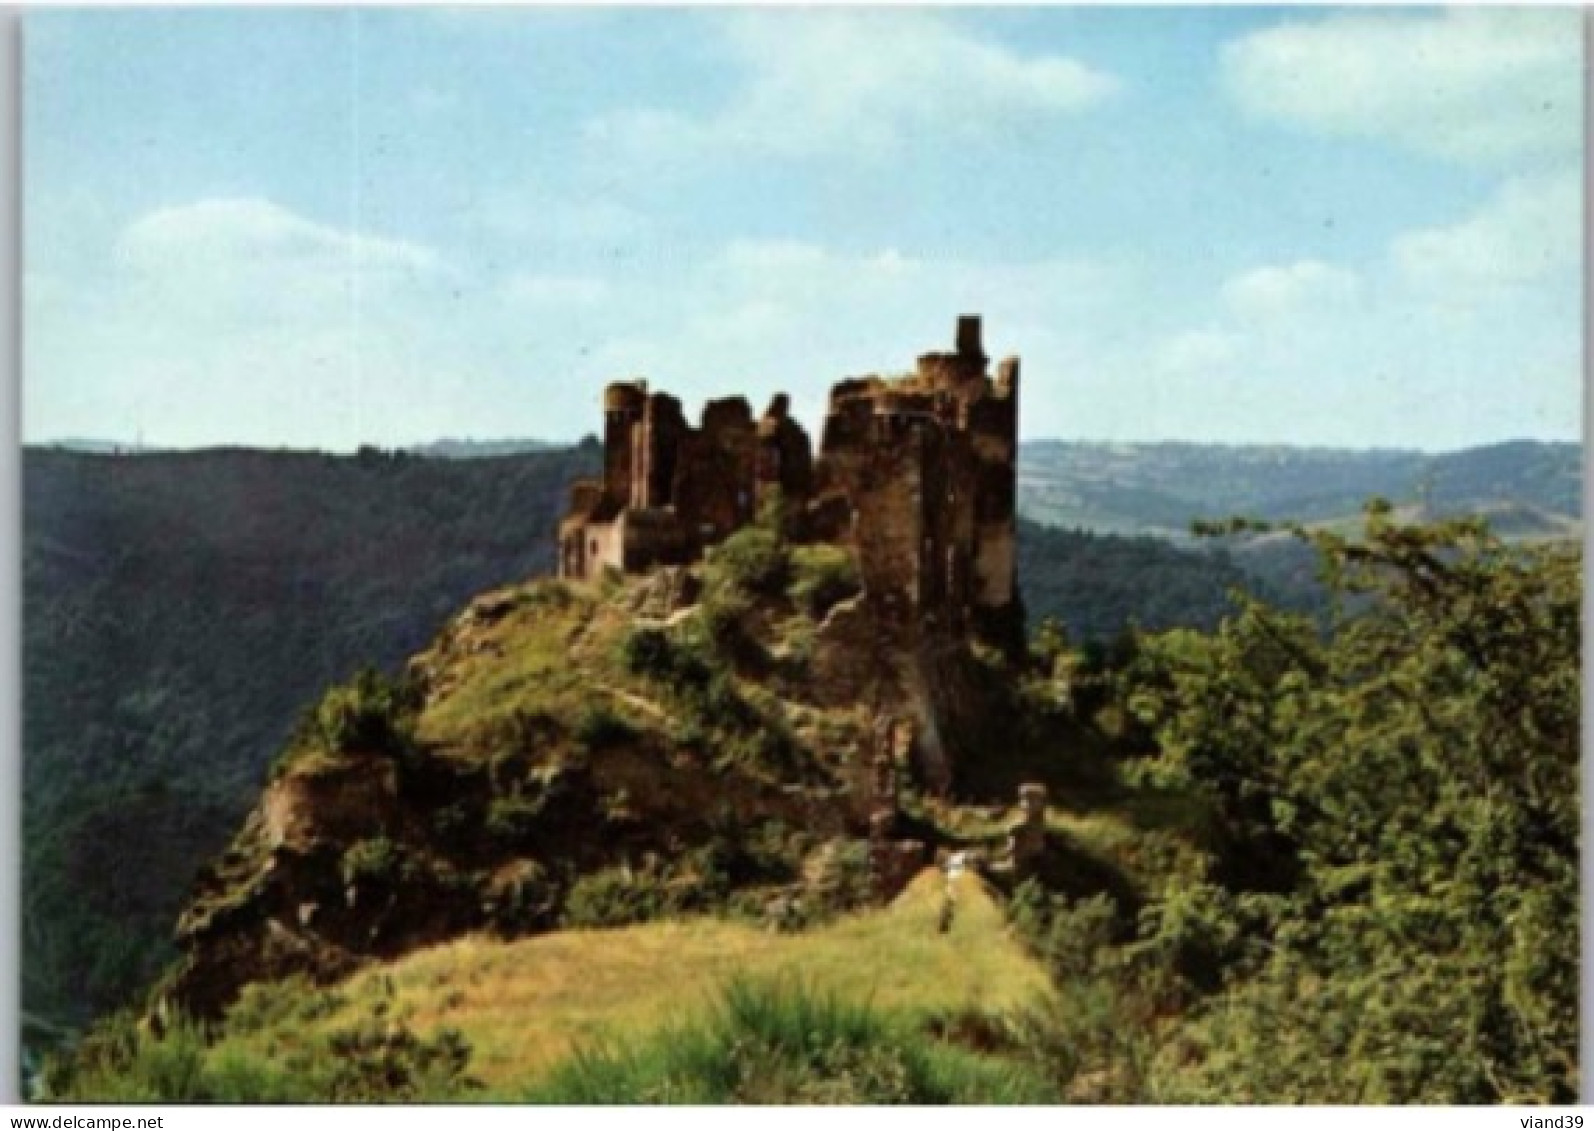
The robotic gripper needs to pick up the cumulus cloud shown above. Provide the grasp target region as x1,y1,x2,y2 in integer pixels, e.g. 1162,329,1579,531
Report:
1222,260,1363,324
28,198,473,448
586,10,1118,162
1223,9,1580,166
116,197,441,277
1392,170,1581,300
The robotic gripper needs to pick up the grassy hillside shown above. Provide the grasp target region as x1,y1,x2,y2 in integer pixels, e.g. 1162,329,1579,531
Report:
22,443,1305,1033
218,870,1046,1093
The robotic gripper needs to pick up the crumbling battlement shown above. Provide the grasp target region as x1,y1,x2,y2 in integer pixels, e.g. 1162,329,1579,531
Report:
558,316,1021,651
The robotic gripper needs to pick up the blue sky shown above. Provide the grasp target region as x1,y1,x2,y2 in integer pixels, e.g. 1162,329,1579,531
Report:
23,7,1584,451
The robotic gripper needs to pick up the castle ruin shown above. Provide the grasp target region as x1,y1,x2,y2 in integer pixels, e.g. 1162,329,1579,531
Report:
558,316,1021,651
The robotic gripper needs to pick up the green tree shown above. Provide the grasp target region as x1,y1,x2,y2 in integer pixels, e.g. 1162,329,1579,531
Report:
1125,506,1579,1102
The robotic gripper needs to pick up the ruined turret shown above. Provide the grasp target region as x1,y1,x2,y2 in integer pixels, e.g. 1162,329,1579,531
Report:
557,317,1024,653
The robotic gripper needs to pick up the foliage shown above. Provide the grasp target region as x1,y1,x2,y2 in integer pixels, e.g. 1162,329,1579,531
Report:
1115,506,1580,1102
39,997,480,1102
1016,518,1320,646
620,625,676,680
560,865,672,930
559,823,805,930
708,526,788,598
24,444,601,1027
620,624,713,690
787,544,862,620
523,978,1057,1104
340,838,418,890
573,703,637,751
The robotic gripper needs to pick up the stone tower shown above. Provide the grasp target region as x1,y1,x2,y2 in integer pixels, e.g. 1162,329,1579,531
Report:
557,316,1022,652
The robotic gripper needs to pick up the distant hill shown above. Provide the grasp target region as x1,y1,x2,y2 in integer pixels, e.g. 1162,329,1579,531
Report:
23,444,601,1028
405,438,579,459
35,439,167,455
1017,439,1582,541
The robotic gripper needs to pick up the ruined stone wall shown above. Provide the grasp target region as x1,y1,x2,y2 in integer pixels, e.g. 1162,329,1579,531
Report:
844,414,930,617
602,382,647,508
756,394,815,524
558,318,1020,645
586,515,626,577
635,393,687,510
621,508,692,571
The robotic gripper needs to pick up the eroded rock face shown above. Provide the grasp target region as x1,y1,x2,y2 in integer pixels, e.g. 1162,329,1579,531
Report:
262,758,401,851
162,752,478,1021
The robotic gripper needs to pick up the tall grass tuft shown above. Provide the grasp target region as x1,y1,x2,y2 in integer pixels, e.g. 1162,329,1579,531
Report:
523,978,1056,1104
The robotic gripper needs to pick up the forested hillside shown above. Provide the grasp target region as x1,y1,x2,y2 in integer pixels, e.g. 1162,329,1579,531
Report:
24,444,599,1026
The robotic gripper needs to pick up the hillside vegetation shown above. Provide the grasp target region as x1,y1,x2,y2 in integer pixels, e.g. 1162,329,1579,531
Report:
39,500,1579,1103
49,871,1050,1102
24,444,600,1026
24,442,1330,1032
24,438,1578,1080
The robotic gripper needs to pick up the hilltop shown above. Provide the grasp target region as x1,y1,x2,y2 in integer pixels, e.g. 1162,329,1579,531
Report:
151,508,1120,1021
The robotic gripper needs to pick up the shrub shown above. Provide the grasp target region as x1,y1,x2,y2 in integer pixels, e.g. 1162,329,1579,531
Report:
574,704,636,750
709,527,788,597
561,866,667,929
621,626,676,680
42,989,480,1102
787,544,862,620
621,626,714,691
225,976,347,1037
485,796,545,847
698,589,755,664
340,837,418,889
278,668,421,775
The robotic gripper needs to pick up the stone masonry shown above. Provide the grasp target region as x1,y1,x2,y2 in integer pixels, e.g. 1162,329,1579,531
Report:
557,316,1022,652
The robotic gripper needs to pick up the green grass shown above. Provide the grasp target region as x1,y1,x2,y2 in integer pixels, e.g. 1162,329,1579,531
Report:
87,870,1051,1101
523,977,1057,1104
415,581,609,750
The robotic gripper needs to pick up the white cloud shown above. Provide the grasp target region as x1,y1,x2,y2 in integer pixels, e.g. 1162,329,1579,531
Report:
1392,169,1581,300
28,198,474,448
586,10,1118,162
1154,329,1243,376
1223,9,1580,166
116,197,441,278
1222,260,1362,324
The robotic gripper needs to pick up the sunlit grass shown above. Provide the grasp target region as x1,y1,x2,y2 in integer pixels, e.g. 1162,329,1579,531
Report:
219,869,1050,1092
